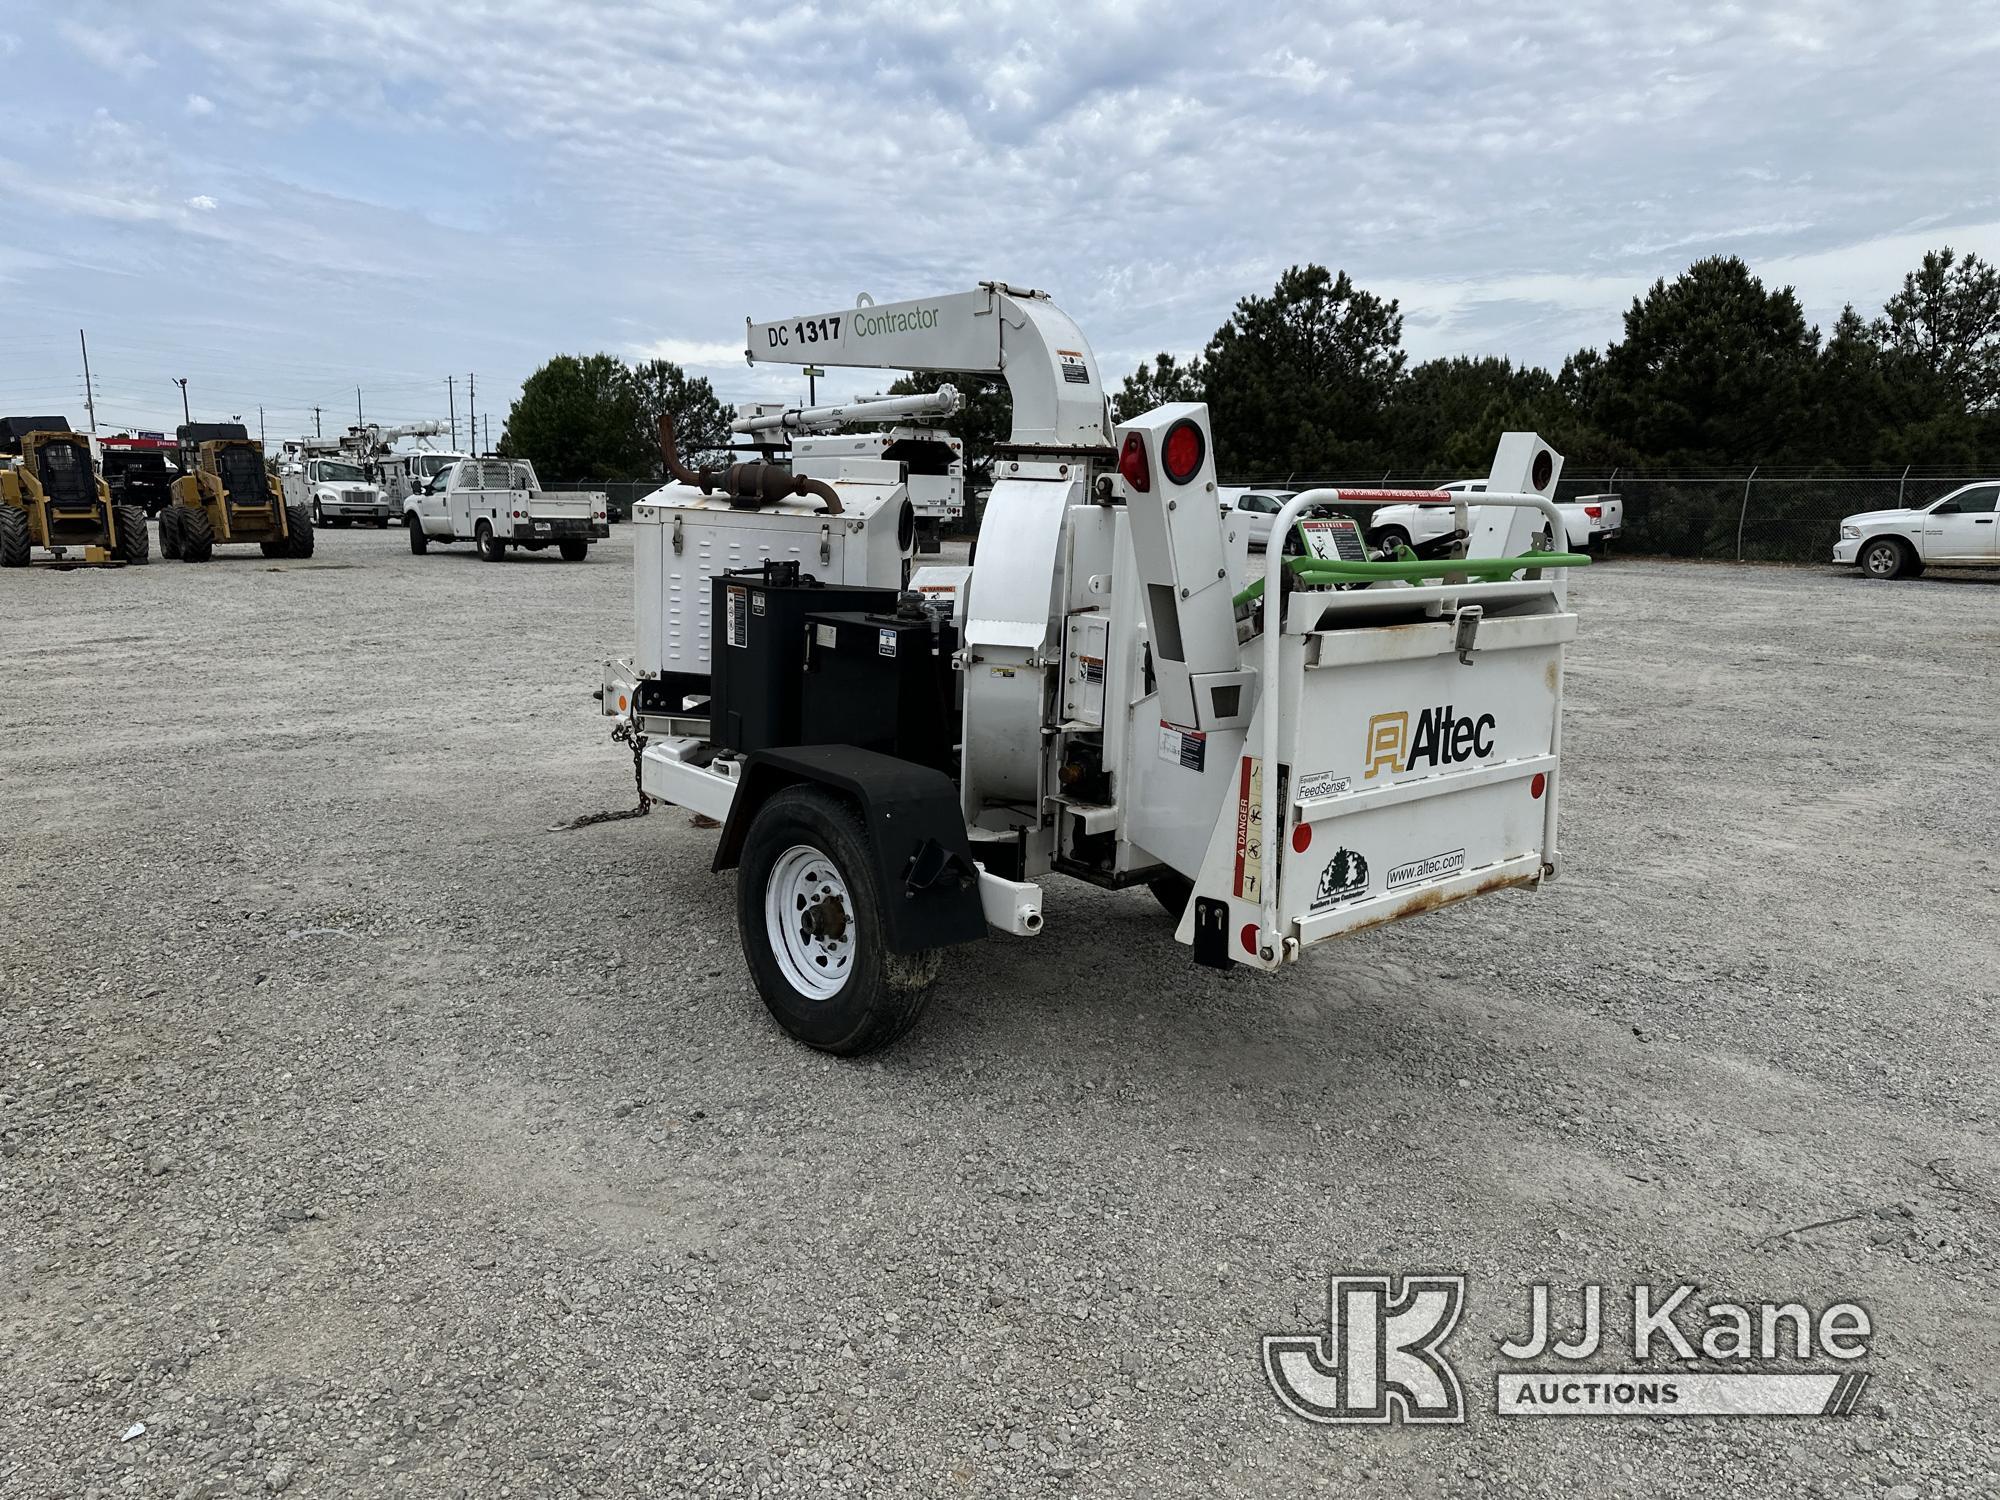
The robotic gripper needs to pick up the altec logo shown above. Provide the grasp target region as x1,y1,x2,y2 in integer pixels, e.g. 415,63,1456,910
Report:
1364,706,1498,779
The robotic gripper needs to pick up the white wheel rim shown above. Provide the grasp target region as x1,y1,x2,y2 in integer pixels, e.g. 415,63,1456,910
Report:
765,844,855,1001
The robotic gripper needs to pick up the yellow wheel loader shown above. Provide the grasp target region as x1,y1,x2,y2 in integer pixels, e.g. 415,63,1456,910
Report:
0,416,149,567
161,423,312,562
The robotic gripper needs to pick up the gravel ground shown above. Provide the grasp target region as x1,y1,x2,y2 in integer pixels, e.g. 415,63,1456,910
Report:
4,525,1996,1498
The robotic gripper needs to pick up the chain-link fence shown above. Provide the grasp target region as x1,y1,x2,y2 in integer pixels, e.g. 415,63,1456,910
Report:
1223,467,1991,562
553,468,1991,561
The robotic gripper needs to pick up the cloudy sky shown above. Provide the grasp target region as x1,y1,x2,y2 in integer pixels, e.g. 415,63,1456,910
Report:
2,0,1994,440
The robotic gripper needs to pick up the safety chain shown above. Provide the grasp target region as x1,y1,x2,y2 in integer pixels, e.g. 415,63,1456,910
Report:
554,719,651,831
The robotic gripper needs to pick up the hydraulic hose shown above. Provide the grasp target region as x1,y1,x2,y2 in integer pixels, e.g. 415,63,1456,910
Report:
1231,550,1591,607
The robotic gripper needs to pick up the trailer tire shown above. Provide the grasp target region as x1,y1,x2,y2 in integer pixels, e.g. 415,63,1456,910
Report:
736,785,941,1056
178,506,214,562
0,506,30,567
1147,872,1195,920
157,506,182,560
1859,536,1913,579
406,515,429,554
476,520,505,562
114,505,149,564
558,538,589,562
283,503,314,558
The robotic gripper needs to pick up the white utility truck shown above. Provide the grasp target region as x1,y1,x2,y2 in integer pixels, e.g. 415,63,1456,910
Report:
1368,480,1623,554
280,454,393,528
404,457,609,560
732,387,967,552
1833,480,1999,578
598,282,1587,1054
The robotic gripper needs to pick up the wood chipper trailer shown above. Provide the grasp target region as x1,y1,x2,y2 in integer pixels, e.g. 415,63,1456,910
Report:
598,282,1587,1054
0,416,150,568
161,423,313,562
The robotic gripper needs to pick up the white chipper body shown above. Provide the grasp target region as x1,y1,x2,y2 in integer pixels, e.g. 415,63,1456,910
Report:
600,282,1583,1051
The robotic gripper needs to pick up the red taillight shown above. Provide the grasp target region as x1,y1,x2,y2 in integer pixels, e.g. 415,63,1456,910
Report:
1240,921,1259,954
1162,419,1205,484
1584,505,1601,519
1531,772,1547,799
1291,822,1312,854
1118,432,1150,492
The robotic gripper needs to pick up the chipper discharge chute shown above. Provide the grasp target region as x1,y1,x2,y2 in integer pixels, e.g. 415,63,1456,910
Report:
0,416,149,568
162,423,312,562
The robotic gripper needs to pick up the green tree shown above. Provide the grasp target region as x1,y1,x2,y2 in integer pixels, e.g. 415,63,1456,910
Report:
1198,264,1406,476
1114,353,1204,422
1810,306,1898,465
1585,256,1820,465
499,354,645,481
630,358,731,475
1873,246,2000,413
1387,356,1577,472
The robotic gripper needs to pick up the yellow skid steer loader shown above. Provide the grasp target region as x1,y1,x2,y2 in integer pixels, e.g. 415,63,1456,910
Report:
162,423,312,562
0,416,149,567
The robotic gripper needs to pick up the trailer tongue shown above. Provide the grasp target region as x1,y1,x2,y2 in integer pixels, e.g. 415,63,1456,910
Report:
599,282,1584,1052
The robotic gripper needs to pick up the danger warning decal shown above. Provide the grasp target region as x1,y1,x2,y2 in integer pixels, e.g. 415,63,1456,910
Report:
1231,757,1288,901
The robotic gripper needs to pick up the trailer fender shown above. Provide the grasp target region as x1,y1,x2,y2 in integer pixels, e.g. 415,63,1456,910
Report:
714,745,987,953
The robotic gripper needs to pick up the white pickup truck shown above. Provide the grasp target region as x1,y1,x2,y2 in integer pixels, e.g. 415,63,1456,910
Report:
1368,480,1623,553
1833,480,1999,579
403,457,609,561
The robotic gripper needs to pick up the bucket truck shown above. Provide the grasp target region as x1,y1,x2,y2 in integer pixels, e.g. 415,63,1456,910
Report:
597,282,1588,1055
281,421,461,525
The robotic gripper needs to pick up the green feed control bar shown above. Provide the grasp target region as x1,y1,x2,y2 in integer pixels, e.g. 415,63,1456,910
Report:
1232,550,1590,608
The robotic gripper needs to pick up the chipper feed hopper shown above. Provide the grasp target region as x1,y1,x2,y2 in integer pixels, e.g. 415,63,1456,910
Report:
162,423,312,561
599,282,1588,1054
0,416,149,567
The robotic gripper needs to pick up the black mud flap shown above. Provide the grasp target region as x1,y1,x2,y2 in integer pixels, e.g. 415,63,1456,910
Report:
714,745,987,954
1192,896,1231,969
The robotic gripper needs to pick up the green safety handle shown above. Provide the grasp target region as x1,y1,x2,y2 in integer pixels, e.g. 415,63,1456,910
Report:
1233,550,1590,607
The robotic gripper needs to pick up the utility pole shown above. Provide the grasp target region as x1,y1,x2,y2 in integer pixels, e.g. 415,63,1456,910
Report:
447,375,458,450
258,406,265,446
467,373,476,456
78,330,99,434
356,387,364,426
173,377,190,424
312,406,322,437
483,414,491,455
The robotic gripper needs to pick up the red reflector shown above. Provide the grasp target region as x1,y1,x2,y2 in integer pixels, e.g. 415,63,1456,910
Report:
1240,922,1259,954
1117,432,1150,492
1531,772,1547,799
1162,419,1205,484
1291,822,1312,854
1584,505,1601,519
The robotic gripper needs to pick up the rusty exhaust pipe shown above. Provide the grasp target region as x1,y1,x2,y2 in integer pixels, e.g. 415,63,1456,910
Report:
658,413,841,515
